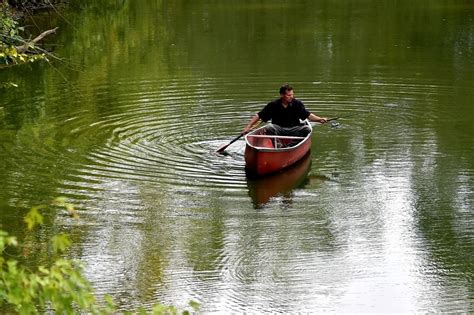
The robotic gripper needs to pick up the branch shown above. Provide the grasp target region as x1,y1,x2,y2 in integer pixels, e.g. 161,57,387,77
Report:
15,27,59,53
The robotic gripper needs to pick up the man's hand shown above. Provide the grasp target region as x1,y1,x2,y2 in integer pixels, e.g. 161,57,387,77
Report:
243,114,260,134
308,113,328,123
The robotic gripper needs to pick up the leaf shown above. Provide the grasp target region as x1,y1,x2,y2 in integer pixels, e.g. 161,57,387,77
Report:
38,266,50,275
6,236,18,247
24,207,44,230
51,234,71,254
52,197,68,206
189,300,200,311
103,294,116,310
52,197,80,219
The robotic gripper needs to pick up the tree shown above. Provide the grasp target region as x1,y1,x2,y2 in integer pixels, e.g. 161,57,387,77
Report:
0,2,54,67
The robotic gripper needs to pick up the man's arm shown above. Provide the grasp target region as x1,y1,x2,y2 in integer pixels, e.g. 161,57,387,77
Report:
243,114,261,133
307,113,327,123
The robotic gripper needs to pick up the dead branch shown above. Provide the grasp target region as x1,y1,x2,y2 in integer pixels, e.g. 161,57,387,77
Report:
15,27,59,53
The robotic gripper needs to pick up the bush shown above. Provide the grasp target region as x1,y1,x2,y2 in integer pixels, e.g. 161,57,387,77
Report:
0,2,46,65
0,198,199,314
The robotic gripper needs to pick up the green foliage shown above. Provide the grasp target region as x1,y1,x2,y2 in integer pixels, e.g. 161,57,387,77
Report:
0,45,46,65
24,206,45,230
0,3,22,41
0,2,46,65
0,198,200,314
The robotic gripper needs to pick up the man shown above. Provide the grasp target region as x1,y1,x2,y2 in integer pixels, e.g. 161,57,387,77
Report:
243,84,328,137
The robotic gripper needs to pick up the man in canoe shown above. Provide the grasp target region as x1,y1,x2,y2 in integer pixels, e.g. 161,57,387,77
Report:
242,84,328,137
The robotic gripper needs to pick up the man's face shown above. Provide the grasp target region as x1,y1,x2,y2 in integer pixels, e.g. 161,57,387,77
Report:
282,90,294,104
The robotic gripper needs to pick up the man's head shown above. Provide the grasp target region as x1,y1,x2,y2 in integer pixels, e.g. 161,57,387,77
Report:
279,84,294,104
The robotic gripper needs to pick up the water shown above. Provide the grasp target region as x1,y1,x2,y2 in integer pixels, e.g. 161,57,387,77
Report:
1,0,473,312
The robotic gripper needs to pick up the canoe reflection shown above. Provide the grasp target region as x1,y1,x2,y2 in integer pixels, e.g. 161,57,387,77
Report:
246,152,311,208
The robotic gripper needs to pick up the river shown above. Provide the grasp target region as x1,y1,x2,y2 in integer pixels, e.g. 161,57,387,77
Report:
0,0,473,312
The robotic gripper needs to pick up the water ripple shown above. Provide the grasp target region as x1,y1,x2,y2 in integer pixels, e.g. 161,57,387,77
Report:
2,76,463,204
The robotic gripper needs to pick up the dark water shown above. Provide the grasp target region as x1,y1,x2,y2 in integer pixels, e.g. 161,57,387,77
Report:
1,0,473,312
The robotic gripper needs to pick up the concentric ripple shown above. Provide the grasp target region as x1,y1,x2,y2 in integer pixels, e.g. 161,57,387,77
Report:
2,72,463,206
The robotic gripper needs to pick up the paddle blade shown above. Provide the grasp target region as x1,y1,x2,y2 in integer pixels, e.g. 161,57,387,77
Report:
216,133,244,153
216,144,230,153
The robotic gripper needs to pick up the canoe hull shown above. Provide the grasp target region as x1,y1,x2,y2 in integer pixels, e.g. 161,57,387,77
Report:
244,122,312,176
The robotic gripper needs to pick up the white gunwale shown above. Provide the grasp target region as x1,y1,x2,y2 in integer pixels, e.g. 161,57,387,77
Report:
246,135,306,140
245,120,312,152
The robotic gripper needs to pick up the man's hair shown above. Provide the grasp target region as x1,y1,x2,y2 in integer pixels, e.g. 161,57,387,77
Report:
279,84,293,95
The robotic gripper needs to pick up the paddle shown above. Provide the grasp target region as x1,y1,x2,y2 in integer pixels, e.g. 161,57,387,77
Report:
216,132,246,153
216,122,262,153
321,117,340,128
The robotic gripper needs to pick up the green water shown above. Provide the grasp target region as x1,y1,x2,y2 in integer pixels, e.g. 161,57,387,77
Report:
1,0,473,312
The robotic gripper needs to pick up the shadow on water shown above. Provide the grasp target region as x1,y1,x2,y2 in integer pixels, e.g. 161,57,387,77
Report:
246,153,312,209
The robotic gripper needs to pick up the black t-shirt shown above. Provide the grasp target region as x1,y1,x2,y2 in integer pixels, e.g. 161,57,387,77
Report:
258,98,310,127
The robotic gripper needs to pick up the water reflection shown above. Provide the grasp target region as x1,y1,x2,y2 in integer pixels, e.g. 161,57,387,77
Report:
246,153,311,208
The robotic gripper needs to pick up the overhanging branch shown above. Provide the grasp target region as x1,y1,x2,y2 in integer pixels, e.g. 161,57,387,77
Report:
15,27,59,53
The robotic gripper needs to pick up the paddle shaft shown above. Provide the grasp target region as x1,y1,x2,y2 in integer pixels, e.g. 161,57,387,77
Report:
216,132,245,153
217,121,263,153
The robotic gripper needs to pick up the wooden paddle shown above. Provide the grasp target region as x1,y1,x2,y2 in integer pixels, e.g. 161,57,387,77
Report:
216,122,262,153
326,117,340,127
216,132,246,153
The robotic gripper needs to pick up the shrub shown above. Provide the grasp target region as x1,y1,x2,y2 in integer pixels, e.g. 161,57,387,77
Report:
0,198,199,314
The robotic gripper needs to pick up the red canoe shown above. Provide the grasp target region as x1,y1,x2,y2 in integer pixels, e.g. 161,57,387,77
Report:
244,121,313,176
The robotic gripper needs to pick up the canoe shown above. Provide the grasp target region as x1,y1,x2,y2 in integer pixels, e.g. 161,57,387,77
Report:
244,120,313,176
